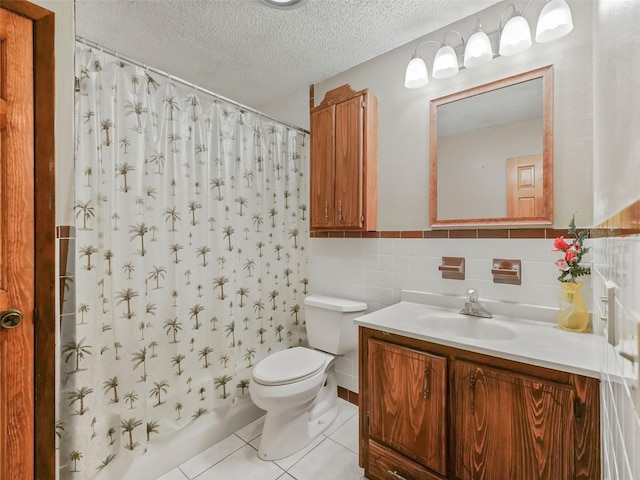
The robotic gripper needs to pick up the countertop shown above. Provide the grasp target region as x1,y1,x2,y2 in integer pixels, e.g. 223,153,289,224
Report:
355,299,603,379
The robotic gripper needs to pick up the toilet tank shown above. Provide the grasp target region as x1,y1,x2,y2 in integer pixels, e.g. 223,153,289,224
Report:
303,295,367,355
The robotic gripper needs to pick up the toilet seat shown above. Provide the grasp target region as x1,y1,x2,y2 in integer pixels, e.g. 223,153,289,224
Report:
253,347,327,386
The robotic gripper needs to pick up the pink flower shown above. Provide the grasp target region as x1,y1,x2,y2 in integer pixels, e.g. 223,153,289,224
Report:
555,258,569,270
553,236,570,251
565,249,576,262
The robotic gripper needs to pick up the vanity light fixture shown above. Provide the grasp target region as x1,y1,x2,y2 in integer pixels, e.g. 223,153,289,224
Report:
404,40,440,88
404,30,464,88
404,0,574,89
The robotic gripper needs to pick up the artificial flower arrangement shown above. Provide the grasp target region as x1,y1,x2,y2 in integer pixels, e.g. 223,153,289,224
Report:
553,215,591,283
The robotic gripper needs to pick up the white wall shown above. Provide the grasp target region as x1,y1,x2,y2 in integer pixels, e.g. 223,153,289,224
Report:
592,1,640,478
310,236,579,392
283,0,595,392
593,0,640,224
32,0,76,226
309,0,592,230
438,117,543,219
260,86,311,132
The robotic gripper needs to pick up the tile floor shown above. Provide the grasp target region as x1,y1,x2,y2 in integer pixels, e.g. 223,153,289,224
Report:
157,398,368,480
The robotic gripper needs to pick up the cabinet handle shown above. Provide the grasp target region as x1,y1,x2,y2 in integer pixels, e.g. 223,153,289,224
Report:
573,397,585,421
423,364,431,399
324,202,329,222
338,200,344,224
387,470,408,480
470,373,477,415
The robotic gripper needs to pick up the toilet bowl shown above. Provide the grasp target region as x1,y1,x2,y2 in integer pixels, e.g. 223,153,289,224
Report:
249,295,367,461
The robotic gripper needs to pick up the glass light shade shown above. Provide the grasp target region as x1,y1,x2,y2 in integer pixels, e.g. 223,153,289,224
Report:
404,55,429,89
432,44,459,79
536,0,573,43
464,30,493,68
499,15,532,56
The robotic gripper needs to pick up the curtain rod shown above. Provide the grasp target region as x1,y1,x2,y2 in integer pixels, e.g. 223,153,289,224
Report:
75,36,310,135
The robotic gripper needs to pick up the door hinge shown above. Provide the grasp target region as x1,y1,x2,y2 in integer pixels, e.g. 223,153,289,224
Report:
361,100,365,109
367,412,370,426
33,307,38,326
361,215,365,223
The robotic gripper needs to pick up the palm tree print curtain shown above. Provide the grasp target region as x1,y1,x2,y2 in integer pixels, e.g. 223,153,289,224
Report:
60,45,309,478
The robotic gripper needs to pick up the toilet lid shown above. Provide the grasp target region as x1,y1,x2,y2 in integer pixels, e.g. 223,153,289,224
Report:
253,347,327,386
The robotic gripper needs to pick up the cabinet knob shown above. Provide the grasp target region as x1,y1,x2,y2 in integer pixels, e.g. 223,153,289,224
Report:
0,309,23,329
324,202,329,222
338,201,344,224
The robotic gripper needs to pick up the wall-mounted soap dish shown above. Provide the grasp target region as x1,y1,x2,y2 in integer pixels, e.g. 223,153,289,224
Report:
492,259,521,285
438,257,465,280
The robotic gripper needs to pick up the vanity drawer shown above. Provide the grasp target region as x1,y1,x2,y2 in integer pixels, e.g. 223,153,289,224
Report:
368,441,445,480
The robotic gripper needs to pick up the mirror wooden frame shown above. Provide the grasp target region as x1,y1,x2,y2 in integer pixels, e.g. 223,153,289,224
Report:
429,65,554,227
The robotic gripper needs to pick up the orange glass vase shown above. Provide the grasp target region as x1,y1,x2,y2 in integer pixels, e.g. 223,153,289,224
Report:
556,281,590,333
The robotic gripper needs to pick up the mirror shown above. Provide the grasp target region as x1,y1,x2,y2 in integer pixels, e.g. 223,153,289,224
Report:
429,66,553,227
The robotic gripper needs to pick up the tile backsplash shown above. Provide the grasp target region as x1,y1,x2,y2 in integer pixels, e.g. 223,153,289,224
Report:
591,234,640,479
308,236,591,393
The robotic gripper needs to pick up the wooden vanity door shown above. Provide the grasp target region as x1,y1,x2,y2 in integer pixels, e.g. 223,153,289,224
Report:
452,361,575,480
368,339,447,476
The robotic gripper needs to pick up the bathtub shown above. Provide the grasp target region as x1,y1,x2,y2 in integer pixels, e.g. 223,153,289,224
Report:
93,397,264,480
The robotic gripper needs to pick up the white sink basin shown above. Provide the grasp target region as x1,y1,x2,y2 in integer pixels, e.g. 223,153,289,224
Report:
418,312,517,341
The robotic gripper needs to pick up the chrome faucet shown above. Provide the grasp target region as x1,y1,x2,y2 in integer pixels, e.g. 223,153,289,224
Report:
460,288,492,318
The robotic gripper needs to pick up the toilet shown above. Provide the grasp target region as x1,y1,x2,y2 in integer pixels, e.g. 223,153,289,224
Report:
249,295,367,461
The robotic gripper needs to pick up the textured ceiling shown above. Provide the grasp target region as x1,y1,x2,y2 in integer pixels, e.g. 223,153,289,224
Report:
75,0,502,110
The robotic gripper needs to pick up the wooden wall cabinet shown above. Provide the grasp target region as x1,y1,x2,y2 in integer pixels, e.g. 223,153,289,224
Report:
310,84,377,231
360,328,600,480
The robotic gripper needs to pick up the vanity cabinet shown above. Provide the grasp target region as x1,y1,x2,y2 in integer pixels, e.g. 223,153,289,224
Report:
368,340,447,477
310,84,377,231
451,361,575,480
359,328,600,480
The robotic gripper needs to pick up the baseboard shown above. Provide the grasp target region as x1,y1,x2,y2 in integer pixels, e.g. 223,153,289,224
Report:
337,386,359,407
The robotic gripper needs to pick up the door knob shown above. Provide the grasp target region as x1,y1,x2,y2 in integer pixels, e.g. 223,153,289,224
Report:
0,309,23,329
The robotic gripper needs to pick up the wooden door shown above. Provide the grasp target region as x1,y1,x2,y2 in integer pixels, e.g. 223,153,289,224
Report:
335,95,363,229
310,104,336,229
368,340,447,476
452,361,574,480
507,154,543,217
0,7,35,480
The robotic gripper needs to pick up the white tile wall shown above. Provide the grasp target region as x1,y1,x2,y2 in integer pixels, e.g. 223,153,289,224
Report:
309,236,591,393
592,235,640,480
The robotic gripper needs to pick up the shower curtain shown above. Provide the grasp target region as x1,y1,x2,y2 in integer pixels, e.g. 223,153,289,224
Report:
59,44,309,479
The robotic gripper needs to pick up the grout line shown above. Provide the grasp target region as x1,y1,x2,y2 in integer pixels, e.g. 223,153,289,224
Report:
279,436,328,474
188,438,250,480
187,406,360,479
